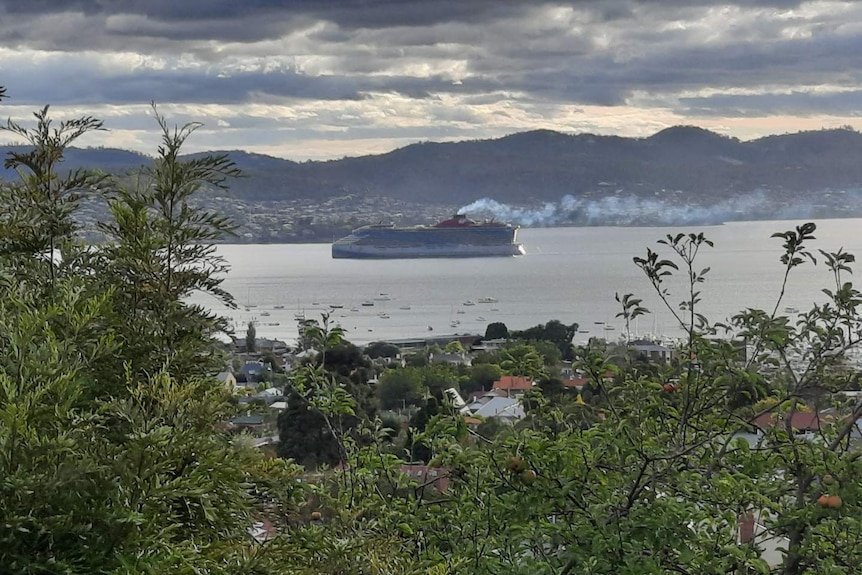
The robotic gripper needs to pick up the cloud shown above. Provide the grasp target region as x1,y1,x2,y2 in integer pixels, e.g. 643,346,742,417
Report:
3,1,862,160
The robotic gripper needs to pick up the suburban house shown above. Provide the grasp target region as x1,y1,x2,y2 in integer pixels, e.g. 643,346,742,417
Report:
216,370,238,389
629,340,676,363
491,375,533,397
471,396,525,422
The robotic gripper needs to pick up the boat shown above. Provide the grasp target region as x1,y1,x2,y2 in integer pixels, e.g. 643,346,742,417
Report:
463,300,476,306
477,297,498,303
274,305,285,310
330,304,344,309
331,214,525,259
260,311,271,317
361,301,375,307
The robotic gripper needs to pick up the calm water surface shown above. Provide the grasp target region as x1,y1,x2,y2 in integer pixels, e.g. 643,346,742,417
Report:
191,219,862,345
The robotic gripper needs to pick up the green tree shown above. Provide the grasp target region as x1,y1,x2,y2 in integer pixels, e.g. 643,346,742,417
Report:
377,367,426,410
465,362,503,393
96,107,240,384
499,342,546,380
245,320,257,353
0,102,303,573
364,341,401,359
484,321,509,339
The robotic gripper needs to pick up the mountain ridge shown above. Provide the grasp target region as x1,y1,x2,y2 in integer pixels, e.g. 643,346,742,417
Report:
3,126,862,242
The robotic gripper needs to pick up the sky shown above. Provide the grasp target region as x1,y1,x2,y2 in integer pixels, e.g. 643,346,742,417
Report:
1,0,862,160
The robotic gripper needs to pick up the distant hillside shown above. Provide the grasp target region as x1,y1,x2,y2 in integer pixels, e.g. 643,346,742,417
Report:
4,126,862,204
3,126,862,241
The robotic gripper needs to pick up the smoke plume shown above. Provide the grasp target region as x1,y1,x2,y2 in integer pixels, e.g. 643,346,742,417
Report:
458,190,860,227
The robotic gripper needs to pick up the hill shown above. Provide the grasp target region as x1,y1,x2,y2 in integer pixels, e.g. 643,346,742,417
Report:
3,126,862,242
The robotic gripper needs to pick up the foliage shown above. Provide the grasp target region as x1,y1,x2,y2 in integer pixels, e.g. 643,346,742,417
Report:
484,321,509,339
377,367,426,410
246,320,257,353
365,341,401,359
0,102,306,573
510,319,578,359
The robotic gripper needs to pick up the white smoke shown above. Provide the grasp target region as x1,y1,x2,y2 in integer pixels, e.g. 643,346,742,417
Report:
459,190,846,227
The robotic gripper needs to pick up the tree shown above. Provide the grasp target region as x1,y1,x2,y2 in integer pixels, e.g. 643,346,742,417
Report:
1,106,108,288
364,341,400,359
376,367,426,410
0,102,304,573
465,362,503,393
95,106,240,384
246,320,257,353
499,342,546,379
485,321,509,339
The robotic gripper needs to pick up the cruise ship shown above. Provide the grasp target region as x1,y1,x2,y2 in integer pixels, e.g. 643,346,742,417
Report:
331,214,525,259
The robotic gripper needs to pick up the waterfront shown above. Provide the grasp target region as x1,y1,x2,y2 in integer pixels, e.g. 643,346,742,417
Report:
190,219,862,346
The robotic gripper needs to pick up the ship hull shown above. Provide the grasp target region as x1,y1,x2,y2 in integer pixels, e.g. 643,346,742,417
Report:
332,242,525,259
331,217,525,260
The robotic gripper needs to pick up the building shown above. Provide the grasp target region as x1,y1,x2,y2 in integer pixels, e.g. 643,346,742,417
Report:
491,375,533,397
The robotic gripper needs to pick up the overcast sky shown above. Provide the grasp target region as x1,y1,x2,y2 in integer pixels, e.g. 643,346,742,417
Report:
2,0,861,160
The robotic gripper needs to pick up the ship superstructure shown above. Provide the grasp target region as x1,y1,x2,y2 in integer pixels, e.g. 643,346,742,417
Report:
331,214,525,259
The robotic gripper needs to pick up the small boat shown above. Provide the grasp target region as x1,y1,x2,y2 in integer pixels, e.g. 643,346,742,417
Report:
594,321,605,325
378,312,390,319
350,306,359,312
361,301,375,307
456,310,466,315
260,311,271,317
330,304,344,309
293,312,306,320
784,307,799,314
450,320,460,327
463,300,476,306
374,294,391,301
274,305,285,310
399,305,412,310
604,325,615,331
477,316,486,322
477,297,498,304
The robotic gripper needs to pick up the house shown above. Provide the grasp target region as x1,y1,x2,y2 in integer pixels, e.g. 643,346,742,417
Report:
430,351,471,366
471,338,509,352
491,375,533,397
751,411,832,435
230,413,266,432
241,361,269,383
472,396,525,422
629,340,675,363
216,370,238,389
399,464,450,491
562,376,589,390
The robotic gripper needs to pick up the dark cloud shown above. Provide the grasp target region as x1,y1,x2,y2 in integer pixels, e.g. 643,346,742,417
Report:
679,90,862,117
1,0,859,160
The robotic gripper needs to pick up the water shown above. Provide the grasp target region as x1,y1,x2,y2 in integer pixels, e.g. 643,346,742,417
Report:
190,219,862,346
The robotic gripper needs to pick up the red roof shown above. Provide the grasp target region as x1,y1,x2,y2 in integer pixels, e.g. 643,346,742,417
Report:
752,411,832,432
492,375,533,391
563,377,589,389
